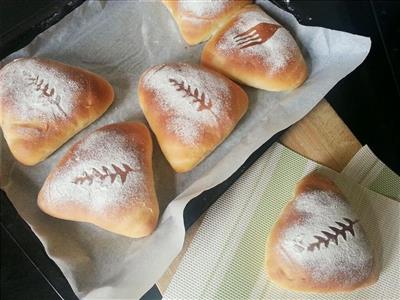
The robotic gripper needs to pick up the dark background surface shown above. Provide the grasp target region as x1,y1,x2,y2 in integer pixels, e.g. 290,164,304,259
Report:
1,1,399,299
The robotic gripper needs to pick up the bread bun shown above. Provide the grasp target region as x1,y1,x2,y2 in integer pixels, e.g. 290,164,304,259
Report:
138,63,248,172
201,5,307,91
162,0,251,45
38,122,159,238
265,173,378,292
0,57,114,165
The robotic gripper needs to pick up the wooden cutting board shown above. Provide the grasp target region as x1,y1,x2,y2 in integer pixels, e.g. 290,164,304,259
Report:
157,99,362,293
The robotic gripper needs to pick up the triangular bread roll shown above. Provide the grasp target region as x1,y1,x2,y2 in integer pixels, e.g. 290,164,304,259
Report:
38,122,159,238
138,63,248,173
266,173,378,292
201,5,308,91
162,0,251,45
0,57,114,165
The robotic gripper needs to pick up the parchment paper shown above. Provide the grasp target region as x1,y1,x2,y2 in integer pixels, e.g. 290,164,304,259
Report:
0,1,371,298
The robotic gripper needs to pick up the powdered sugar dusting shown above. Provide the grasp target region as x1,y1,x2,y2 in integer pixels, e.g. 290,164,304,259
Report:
167,116,201,145
142,63,232,145
217,9,297,73
0,58,83,134
47,128,148,213
279,191,373,285
179,0,231,19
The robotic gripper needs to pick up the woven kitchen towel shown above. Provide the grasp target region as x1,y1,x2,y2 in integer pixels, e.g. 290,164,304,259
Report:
341,145,400,201
164,143,399,300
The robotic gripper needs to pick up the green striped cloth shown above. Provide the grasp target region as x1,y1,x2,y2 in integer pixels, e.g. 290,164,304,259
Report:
164,143,400,300
342,145,400,201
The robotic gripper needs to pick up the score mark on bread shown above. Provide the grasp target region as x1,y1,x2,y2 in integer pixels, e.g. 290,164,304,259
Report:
138,63,248,172
72,163,137,186
38,122,159,238
234,23,281,49
0,57,114,166
265,173,378,293
23,71,68,118
168,78,214,113
201,5,308,91
307,217,359,252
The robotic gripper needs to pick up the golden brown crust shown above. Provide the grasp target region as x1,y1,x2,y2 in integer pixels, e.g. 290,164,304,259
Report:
38,122,159,238
162,0,252,45
138,63,248,172
201,5,308,91
0,57,114,166
265,173,379,293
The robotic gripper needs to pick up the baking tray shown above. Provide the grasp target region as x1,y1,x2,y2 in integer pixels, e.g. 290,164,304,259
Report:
0,1,296,298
